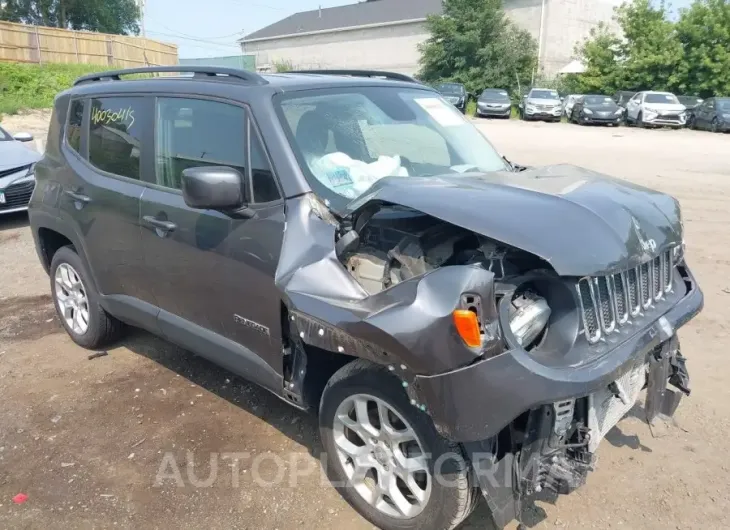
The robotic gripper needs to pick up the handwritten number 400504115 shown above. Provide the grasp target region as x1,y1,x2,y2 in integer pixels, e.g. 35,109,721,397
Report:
91,107,135,128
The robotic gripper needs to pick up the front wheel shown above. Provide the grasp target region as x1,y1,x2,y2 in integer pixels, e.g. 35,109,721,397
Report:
637,111,646,128
711,117,719,133
319,360,477,530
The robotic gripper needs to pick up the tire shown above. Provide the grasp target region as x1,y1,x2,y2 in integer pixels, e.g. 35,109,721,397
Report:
637,111,645,128
50,246,124,349
711,117,719,133
319,360,477,530
687,116,696,130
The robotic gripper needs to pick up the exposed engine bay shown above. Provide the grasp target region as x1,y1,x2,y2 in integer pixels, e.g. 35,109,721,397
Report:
337,206,553,350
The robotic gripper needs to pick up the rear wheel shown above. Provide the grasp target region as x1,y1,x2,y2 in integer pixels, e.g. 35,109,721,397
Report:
50,246,124,349
711,117,719,133
319,360,477,530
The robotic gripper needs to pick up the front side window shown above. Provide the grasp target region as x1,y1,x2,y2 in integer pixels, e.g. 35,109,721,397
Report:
717,99,730,111
155,97,247,190
88,97,144,179
67,99,84,154
275,87,508,211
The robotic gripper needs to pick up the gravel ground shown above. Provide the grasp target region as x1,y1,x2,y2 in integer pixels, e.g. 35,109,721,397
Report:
1,111,729,529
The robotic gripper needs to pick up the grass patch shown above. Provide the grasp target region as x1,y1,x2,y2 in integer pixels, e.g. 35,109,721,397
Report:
465,99,477,117
0,62,116,118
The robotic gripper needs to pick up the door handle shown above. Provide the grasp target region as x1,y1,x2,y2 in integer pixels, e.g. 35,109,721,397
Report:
64,190,91,204
143,215,177,233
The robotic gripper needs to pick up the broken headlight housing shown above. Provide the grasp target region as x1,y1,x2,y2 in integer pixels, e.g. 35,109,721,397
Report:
509,291,551,348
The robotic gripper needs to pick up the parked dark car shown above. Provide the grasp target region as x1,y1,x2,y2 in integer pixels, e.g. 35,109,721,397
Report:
435,82,468,112
569,94,624,126
688,97,730,132
0,125,41,215
476,88,512,118
29,66,702,530
613,90,636,109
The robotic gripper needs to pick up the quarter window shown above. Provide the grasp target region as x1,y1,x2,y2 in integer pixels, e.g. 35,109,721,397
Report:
66,99,84,154
88,97,144,180
155,98,247,190
250,126,280,202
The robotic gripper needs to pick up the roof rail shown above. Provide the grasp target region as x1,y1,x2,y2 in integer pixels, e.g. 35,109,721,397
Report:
286,69,421,84
73,66,268,86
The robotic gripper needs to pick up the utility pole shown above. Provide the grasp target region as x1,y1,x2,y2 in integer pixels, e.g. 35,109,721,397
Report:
137,0,149,65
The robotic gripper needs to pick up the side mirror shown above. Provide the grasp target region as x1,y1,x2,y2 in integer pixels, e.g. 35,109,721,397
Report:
181,166,245,211
13,132,33,142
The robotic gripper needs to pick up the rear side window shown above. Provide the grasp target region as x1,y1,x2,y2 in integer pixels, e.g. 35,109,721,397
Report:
66,99,84,154
155,97,247,190
88,97,144,180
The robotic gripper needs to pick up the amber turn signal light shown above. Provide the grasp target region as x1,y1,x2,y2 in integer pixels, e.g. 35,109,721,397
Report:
452,309,482,348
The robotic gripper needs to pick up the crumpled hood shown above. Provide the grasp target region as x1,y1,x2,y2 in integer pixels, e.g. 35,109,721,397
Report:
345,164,682,277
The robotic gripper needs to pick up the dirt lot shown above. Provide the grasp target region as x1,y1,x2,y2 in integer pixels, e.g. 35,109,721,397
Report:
1,111,729,529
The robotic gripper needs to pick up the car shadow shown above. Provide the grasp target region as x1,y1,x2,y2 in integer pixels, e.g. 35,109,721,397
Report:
119,327,323,452
0,211,30,232
603,402,653,452
116,328,508,528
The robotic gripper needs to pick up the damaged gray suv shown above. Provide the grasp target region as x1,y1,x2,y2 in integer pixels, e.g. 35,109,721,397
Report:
29,67,703,530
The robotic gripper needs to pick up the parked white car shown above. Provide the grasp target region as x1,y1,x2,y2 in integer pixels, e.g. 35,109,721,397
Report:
625,91,687,128
563,94,582,117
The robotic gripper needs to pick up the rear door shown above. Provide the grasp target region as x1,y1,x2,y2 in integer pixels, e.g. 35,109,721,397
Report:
58,95,153,305
139,96,286,375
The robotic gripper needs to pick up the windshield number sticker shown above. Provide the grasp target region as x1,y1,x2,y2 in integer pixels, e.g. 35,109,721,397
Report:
327,168,353,187
415,97,464,127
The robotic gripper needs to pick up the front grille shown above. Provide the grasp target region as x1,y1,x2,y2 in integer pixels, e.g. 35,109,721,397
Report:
577,248,675,343
0,180,35,211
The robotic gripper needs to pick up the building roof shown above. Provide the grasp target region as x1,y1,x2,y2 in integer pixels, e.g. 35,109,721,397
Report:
242,0,444,42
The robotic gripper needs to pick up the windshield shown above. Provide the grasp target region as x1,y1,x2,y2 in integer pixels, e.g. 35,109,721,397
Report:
584,96,614,106
678,96,702,106
275,87,508,210
481,89,510,101
645,93,679,104
436,83,465,95
0,126,10,141
530,89,559,99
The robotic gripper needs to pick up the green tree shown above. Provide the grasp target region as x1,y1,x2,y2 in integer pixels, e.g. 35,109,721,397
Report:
674,0,730,98
574,23,623,94
574,0,682,93
418,0,537,98
0,0,140,35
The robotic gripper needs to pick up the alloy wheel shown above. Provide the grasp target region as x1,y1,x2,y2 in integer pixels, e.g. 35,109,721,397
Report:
54,263,90,335
332,393,432,519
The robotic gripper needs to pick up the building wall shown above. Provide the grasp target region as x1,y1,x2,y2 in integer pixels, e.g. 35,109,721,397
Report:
243,21,429,75
242,0,623,78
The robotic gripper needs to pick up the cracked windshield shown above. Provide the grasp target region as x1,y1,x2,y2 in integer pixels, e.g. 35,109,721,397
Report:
276,87,507,207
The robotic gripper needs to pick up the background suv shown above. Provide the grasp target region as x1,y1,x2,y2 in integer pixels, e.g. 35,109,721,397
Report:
519,88,563,121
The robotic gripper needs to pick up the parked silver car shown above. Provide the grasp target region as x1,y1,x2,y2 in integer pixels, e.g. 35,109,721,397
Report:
519,88,563,122
0,126,41,215
625,91,687,128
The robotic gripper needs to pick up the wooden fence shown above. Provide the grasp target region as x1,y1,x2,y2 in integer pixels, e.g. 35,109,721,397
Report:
0,21,178,67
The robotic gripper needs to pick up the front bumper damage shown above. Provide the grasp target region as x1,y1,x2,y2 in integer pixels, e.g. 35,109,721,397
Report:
413,266,702,528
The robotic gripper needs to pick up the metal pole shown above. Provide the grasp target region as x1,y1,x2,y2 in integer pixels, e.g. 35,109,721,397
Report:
138,0,149,65
35,25,42,65
536,0,546,79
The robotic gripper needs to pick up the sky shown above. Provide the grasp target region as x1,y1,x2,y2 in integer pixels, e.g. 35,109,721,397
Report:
143,0,354,59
